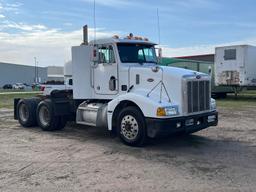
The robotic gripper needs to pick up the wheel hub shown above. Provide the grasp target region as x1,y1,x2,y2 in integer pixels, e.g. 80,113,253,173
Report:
19,103,29,122
39,105,50,127
124,122,132,131
121,115,139,140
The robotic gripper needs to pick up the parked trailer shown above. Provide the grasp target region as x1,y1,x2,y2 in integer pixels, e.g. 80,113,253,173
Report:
161,58,234,98
215,45,256,87
14,26,218,146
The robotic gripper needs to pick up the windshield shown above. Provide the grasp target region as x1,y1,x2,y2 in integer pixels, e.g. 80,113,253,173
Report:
117,43,157,64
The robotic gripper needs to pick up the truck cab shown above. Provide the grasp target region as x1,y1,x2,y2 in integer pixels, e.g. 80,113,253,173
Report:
72,33,218,145
14,27,218,147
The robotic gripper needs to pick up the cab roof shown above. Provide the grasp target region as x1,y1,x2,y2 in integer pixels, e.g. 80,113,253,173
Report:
89,37,156,45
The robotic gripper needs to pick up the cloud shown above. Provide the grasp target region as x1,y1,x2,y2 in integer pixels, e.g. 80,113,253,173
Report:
6,2,23,8
0,1,23,14
0,26,123,66
163,45,215,57
80,0,138,8
1,21,256,67
63,22,73,27
0,14,5,18
177,0,219,8
162,37,256,57
0,21,48,31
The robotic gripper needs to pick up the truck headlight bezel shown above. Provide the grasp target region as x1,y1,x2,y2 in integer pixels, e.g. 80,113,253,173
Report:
157,106,179,117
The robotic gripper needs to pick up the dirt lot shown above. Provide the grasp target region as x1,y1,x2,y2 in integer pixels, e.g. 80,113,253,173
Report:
0,106,256,192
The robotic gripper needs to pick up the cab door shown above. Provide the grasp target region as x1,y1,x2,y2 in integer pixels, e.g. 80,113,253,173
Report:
93,45,118,95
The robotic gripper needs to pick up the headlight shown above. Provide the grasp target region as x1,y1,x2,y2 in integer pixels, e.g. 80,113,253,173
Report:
210,98,216,110
157,106,178,116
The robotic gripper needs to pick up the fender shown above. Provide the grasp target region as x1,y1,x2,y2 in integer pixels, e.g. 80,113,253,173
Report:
106,89,175,130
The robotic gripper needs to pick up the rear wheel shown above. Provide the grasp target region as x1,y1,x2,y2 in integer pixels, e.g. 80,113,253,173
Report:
36,100,66,131
117,106,147,147
17,99,38,127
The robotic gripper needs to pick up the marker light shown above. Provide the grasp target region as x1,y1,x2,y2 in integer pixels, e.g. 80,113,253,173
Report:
157,108,166,116
157,106,178,117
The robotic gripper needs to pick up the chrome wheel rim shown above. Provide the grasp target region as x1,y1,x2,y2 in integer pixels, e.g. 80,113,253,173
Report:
19,103,29,122
39,105,50,127
121,115,139,140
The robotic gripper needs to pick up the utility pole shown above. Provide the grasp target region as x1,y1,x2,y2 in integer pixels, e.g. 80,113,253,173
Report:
36,60,39,83
34,57,37,83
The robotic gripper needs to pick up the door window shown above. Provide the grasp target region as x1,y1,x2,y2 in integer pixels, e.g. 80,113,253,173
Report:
98,46,115,64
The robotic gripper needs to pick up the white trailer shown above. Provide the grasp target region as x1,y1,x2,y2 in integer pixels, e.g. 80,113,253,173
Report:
14,26,218,146
215,45,256,86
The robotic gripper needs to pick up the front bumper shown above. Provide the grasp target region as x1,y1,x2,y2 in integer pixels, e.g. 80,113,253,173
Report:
146,111,218,138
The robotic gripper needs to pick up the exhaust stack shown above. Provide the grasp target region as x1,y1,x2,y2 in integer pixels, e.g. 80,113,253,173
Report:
82,25,88,45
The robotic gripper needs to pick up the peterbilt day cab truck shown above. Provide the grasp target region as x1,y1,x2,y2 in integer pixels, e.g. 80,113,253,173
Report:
14,26,218,146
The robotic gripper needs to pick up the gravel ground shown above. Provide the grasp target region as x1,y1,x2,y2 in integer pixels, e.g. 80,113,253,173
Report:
0,107,256,192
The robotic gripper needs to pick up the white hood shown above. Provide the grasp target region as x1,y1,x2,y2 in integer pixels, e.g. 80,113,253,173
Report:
128,65,210,113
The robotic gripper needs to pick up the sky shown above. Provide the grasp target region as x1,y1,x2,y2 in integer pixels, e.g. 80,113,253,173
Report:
0,0,256,67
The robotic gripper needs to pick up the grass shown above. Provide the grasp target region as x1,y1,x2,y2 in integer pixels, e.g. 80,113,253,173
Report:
0,92,41,109
0,90,255,110
216,91,256,109
0,89,30,93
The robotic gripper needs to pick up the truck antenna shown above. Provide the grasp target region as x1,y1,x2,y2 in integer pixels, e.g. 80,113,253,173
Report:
157,8,161,45
93,0,96,45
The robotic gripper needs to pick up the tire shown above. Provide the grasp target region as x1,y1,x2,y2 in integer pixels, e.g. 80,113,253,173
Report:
117,106,147,147
36,100,66,131
17,99,38,127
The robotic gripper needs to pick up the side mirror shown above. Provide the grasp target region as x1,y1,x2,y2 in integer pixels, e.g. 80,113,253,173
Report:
91,46,99,63
157,48,162,64
208,66,212,75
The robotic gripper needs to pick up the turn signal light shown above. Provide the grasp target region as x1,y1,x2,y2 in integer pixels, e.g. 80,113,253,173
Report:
157,108,166,116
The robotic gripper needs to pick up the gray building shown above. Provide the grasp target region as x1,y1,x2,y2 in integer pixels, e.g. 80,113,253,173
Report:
0,62,47,87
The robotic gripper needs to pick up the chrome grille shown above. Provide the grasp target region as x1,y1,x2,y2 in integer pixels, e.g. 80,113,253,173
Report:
187,80,210,113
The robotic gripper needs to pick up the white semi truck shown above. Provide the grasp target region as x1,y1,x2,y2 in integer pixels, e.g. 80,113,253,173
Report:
14,26,218,146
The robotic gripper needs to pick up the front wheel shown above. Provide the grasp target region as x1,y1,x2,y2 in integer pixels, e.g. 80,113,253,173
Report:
117,106,147,147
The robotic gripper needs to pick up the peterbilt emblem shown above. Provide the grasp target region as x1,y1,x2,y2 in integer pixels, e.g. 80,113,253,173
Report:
147,78,154,82
196,75,201,79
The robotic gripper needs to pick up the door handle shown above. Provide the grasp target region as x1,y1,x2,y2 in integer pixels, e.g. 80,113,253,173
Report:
109,76,118,91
